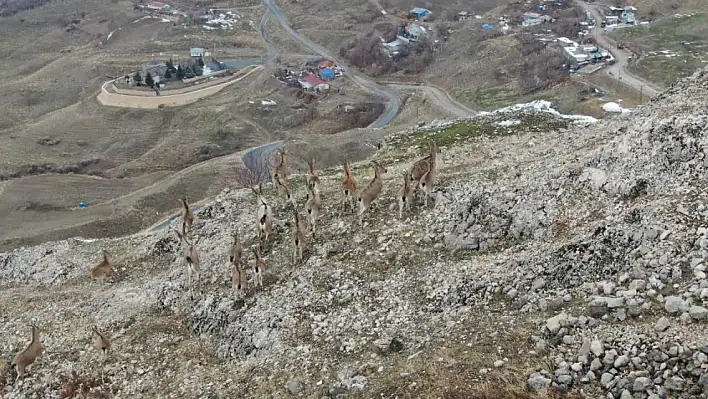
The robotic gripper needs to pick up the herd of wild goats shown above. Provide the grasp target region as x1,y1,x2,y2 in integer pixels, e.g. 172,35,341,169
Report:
5,142,438,383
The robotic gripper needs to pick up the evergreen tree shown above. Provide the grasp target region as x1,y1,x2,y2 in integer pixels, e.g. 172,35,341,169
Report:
176,64,184,79
134,71,143,85
198,56,205,68
145,71,154,86
166,57,176,72
164,68,172,80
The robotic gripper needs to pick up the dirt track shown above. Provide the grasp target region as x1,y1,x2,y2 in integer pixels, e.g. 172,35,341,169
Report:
384,82,476,118
96,66,263,108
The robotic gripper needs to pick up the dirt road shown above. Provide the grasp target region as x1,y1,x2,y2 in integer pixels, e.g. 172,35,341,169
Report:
577,1,661,98
385,82,475,118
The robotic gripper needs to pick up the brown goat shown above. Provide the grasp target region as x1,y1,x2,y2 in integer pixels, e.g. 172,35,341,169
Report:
92,325,111,361
398,170,414,219
91,250,112,283
12,325,43,381
340,161,357,214
357,161,388,224
180,197,194,233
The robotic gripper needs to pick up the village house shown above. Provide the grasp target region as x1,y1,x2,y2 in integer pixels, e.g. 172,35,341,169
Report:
142,60,167,83
522,12,552,27
409,7,431,20
607,6,637,24
146,1,170,12
298,74,329,92
190,47,206,58
457,11,471,21
404,23,427,40
604,15,619,26
560,37,613,64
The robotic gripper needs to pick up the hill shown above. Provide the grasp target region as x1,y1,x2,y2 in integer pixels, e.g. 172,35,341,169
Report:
2,66,708,398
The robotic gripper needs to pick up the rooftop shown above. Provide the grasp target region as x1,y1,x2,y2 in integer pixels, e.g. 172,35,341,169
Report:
410,7,430,14
299,74,327,86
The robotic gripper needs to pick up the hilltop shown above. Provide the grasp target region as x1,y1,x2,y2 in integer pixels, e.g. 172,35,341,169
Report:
2,66,708,398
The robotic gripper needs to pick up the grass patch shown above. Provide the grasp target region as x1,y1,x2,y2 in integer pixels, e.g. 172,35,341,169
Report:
464,86,515,110
390,114,570,151
612,13,708,87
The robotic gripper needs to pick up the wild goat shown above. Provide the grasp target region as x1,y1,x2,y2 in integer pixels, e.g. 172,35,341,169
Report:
304,176,322,235
274,174,296,208
229,232,246,298
270,149,288,184
340,161,357,214
398,170,414,219
251,247,267,290
180,197,194,233
409,141,438,207
229,232,243,266
92,326,111,361
306,158,320,194
232,263,247,298
252,185,273,249
357,161,387,224
12,325,43,381
174,228,201,299
291,207,307,264
91,250,112,283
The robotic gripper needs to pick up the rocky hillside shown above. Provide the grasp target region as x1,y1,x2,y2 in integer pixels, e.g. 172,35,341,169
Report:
2,67,708,398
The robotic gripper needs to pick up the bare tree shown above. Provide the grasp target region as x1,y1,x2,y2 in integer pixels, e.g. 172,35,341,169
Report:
236,150,274,188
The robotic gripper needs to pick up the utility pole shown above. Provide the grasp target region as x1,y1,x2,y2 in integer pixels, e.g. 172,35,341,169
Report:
639,85,643,103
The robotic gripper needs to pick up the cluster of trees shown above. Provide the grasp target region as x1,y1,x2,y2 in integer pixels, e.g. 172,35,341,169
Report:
341,28,435,76
0,0,51,16
132,57,206,87
514,37,569,93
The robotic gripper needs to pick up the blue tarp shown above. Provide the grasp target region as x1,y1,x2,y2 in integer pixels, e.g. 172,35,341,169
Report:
482,24,493,29
319,69,336,81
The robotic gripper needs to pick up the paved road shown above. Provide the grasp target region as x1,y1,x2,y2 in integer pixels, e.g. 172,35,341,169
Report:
242,140,283,179
385,82,475,118
263,0,402,129
577,1,661,98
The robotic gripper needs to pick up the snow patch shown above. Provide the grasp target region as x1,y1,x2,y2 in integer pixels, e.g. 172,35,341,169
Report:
497,119,521,127
479,100,598,125
602,101,632,114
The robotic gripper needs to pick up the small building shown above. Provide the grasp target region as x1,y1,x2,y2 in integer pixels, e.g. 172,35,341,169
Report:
142,60,168,84
620,6,637,24
605,15,619,25
319,68,335,81
318,60,334,69
298,74,329,92
404,23,427,40
146,1,170,12
382,37,406,55
457,11,471,21
409,7,431,20
190,47,206,57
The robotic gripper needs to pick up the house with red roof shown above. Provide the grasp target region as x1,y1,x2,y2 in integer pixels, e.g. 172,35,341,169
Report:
298,74,329,92
146,1,170,11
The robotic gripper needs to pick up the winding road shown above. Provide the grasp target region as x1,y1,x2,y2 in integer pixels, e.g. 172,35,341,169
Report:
263,0,402,129
577,1,661,98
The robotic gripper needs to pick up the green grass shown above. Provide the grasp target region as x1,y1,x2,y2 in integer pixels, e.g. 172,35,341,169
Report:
463,86,515,109
390,114,570,150
613,13,708,87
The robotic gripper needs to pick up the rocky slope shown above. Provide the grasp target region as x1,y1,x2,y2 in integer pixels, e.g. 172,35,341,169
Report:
2,67,708,398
